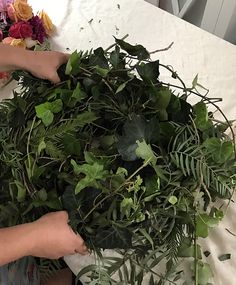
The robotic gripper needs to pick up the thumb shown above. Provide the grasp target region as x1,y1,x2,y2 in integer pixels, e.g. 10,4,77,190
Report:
49,72,61,84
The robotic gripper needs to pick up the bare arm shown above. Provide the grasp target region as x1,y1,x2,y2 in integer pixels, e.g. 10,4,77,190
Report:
0,44,69,83
0,211,88,266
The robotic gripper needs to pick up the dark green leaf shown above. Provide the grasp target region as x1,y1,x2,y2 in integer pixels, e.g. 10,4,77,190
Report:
218,254,231,261
115,37,150,60
204,137,234,164
117,115,158,161
136,60,159,82
89,47,109,68
204,251,211,257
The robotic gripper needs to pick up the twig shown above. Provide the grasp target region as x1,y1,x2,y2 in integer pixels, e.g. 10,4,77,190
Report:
226,228,236,237
150,42,174,54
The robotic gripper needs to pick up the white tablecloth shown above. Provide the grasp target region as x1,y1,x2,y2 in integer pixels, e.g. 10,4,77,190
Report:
1,0,236,284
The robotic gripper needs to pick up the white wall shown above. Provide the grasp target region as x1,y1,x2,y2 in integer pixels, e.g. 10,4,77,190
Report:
224,6,236,44
154,0,236,44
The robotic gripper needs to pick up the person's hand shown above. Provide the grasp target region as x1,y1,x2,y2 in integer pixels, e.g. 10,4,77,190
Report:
29,211,88,259
26,51,69,84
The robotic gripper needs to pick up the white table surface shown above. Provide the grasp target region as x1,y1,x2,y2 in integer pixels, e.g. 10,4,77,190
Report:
1,0,236,284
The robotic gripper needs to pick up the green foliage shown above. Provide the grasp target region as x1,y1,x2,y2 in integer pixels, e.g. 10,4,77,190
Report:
0,39,235,285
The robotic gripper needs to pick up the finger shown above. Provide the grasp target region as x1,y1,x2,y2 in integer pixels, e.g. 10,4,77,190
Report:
75,245,89,255
59,53,70,65
75,236,88,254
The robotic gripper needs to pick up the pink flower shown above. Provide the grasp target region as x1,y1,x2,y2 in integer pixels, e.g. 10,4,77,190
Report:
0,0,13,12
0,0,14,23
0,71,10,80
9,21,33,39
7,3,17,22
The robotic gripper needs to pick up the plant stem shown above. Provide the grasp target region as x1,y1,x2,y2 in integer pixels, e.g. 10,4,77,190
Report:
194,214,198,285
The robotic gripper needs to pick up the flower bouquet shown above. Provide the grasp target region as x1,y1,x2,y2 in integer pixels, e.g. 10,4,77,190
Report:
0,38,235,284
0,0,53,86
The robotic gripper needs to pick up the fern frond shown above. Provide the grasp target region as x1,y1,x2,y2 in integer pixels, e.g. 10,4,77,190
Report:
45,141,65,159
46,119,79,139
38,258,61,283
170,150,231,197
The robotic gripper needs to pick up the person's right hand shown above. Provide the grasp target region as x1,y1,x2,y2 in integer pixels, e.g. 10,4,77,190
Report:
29,211,88,259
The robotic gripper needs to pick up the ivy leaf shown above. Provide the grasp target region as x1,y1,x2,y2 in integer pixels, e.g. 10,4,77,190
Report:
72,82,87,102
110,46,120,68
117,115,158,161
194,101,212,131
178,239,202,258
71,160,108,194
15,180,26,202
89,47,109,68
168,195,178,205
115,37,150,60
149,85,172,112
65,50,81,75
38,189,48,201
49,99,63,113
95,66,109,77
135,139,157,166
35,99,63,127
136,60,159,82
197,262,213,285
36,107,53,127
192,74,198,89
204,137,234,163
62,133,81,155
196,214,219,238
171,98,192,123
120,197,134,218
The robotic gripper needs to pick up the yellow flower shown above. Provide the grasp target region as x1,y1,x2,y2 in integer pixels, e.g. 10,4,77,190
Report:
3,37,26,48
13,0,33,22
39,10,54,35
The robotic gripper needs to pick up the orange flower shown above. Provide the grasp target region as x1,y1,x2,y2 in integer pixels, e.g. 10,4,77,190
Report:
13,0,33,22
39,10,54,35
2,37,15,45
2,37,26,48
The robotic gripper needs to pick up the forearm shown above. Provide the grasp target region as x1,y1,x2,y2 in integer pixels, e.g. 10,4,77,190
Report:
0,223,36,266
0,44,33,72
